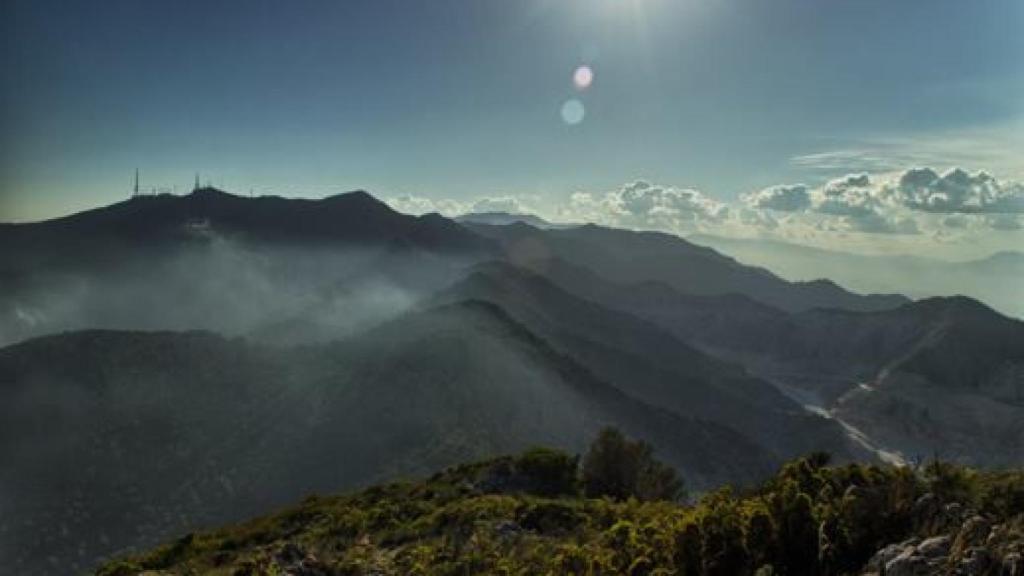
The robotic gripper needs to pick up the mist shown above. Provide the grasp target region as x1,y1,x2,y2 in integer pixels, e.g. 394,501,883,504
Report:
0,235,473,348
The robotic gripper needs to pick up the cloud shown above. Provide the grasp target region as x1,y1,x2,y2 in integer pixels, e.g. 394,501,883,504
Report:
385,194,467,217
841,212,920,235
742,184,810,212
791,150,905,173
382,166,1022,253
809,173,900,235
789,123,1024,181
890,167,1024,214
386,194,539,218
560,180,729,231
470,196,528,214
736,207,779,229
814,173,877,216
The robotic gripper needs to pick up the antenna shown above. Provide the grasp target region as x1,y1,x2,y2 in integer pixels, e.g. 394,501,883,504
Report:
133,168,139,197
194,173,200,192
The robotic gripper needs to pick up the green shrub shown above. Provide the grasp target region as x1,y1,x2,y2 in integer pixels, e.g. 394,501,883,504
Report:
582,427,685,502
515,447,580,497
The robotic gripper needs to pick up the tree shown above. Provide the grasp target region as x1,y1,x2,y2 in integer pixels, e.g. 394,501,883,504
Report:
745,508,776,570
515,447,579,496
581,427,685,502
673,520,703,576
770,482,819,576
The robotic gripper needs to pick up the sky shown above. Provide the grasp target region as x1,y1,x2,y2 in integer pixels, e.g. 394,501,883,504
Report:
2,0,1022,257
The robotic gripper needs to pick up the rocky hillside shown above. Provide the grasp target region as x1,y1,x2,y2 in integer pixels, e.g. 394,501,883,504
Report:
95,447,1024,576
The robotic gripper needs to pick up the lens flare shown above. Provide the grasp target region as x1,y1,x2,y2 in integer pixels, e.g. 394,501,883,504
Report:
560,99,585,125
573,65,594,90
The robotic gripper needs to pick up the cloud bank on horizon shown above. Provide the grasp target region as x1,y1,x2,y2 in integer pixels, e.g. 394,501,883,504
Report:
387,166,1024,259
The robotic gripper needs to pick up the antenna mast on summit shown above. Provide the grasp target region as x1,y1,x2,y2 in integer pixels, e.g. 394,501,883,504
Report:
133,168,139,197
194,173,200,192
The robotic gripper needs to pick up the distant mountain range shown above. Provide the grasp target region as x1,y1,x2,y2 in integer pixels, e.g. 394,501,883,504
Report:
456,211,564,229
1,189,1020,574
461,221,908,313
691,233,1024,319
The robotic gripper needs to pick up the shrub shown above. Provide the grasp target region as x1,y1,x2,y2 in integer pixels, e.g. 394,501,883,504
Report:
923,458,976,504
515,447,580,497
581,427,685,502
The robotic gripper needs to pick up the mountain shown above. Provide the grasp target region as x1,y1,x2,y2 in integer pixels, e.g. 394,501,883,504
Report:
473,255,1024,468
0,187,494,275
431,261,858,462
2,190,1020,574
463,222,909,313
95,448,1024,576
0,301,774,573
0,189,497,346
455,211,564,228
0,192,913,348
822,297,1024,466
691,234,1024,319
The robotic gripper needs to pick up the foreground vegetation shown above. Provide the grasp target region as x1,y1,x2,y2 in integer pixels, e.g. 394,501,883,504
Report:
98,429,1024,575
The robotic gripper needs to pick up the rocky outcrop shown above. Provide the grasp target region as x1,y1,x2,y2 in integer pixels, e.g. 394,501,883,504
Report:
862,507,1023,576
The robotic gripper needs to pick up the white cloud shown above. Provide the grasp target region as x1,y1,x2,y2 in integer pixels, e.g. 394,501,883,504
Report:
742,184,810,212
789,123,1024,181
890,167,1024,214
559,180,729,232
385,194,467,217
813,174,881,218
383,166,1022,257
791,150,905,173
470,196,528,214
387,194,542,219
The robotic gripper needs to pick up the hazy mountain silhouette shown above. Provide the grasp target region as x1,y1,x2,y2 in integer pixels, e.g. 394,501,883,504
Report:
431,260,859,462
455,211,563,228
463,221,909,313
0,190,497,346
464,253,1024,468
0,188,494,271
0,301,773,572
691,233,1024,319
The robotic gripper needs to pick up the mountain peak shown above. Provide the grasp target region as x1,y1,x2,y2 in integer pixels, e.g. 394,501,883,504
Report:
456,212,552,228
322,189,379,204
188,186,234,199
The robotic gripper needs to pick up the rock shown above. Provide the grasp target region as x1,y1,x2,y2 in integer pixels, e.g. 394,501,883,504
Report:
917,535,951,558
866,543,909,571
1003,552,1022,576
986,524,1003,546
495,519,521,537
944,502,963,520
914,493,939,515
275,542,304,566
867,539,921,572
955,546,990,576
885,547,931,576
936,502,965,531
293,554,332,576
273,543,331,576
954,516,992,552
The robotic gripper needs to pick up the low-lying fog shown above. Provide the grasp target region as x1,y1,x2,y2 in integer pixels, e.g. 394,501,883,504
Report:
0,236,469,347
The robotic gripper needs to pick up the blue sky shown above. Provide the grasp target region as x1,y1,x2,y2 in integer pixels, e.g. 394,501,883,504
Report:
2,0,1022,255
